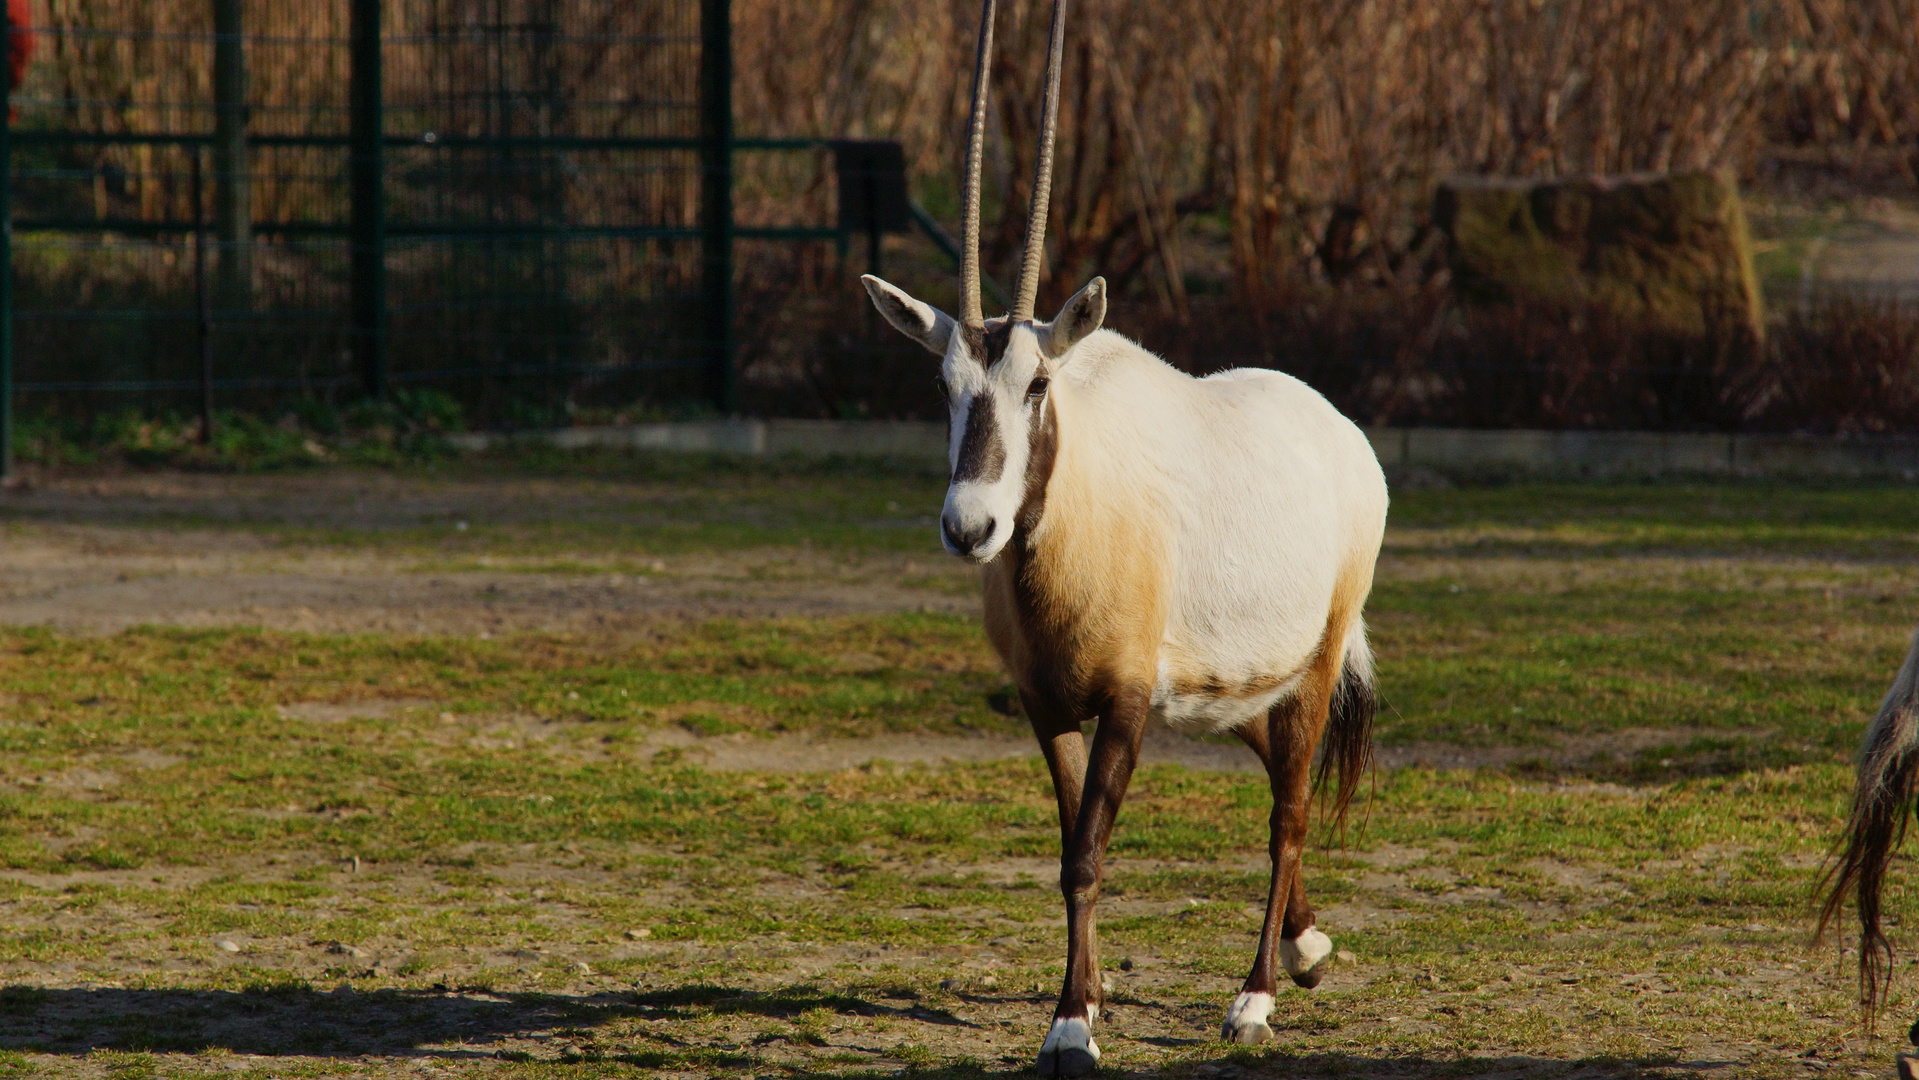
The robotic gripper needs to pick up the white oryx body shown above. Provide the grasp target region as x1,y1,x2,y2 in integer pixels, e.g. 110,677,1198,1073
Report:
968,327,1385,736
859,2,1389,1072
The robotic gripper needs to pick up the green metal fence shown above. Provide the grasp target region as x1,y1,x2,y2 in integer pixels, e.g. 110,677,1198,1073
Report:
0,0,874,478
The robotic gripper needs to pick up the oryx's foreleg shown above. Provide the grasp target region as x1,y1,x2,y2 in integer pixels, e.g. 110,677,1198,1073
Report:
1221,653,1340,1046
1037,684,1149,1079
1024,688,1087,857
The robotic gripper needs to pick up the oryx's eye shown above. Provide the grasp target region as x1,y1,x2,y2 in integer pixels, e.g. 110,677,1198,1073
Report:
1026,376,1049,400
934,375,951,398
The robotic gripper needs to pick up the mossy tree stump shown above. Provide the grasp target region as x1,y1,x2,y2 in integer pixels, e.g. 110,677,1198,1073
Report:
1434,171,1764,342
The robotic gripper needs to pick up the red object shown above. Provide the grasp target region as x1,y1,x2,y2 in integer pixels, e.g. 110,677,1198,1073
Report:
6,0,32,92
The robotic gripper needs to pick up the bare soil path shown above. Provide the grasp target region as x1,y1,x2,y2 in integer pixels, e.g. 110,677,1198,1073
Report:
0,470,975,633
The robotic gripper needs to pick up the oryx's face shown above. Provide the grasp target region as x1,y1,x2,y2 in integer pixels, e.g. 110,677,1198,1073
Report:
937,317,1050,562
861,275,1108,564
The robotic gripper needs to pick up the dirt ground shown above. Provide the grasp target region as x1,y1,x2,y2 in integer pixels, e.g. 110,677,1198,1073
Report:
0,471,976,634
0,842,1828,1077
0,470,1735,775
0,532,970,634
284,696,1723,775
0,468,1892,1078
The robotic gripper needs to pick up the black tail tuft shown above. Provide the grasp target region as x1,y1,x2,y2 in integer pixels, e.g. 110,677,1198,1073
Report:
1315,658,1376,837
1819,629,1919,1027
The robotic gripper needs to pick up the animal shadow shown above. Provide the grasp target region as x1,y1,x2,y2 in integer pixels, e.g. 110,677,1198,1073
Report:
0,981,964,1059
0,983,1739,1077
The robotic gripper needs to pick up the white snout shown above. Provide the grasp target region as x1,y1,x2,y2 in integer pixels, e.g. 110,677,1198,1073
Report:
941,482,1016,563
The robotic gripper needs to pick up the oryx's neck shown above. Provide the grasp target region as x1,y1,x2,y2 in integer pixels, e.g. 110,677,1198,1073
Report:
987,367,1170,707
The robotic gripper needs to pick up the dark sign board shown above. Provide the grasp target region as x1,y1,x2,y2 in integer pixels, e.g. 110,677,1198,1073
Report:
832,140,911,235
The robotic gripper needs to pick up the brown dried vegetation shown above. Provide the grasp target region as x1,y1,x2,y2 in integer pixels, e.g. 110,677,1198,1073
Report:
31,1,1919,297
732,0,1919,309
22,0,1919,429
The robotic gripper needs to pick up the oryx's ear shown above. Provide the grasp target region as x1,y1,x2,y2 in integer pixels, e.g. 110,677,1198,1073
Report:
1044,277,1106,358
861,275,956,357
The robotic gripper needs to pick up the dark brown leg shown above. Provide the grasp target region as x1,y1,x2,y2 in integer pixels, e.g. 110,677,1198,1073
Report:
1024,689,1086,854
1037,685,1150,1078
1234,719,1273,772
1222,666,1338,1045
1225,718,1280,1017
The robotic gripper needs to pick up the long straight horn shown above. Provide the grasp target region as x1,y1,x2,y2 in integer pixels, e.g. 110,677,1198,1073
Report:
1012,0,1068,322
959,0,999,329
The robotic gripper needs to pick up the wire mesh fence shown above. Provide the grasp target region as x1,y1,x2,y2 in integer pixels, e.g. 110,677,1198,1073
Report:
9,1,1917,466
0,0,860,466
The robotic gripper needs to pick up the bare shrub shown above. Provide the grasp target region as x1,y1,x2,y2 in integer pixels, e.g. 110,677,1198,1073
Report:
35,0,1882,307
1126,287,1769,433
20,1,1919,431
732,0,1789,305
1753,295,1919,434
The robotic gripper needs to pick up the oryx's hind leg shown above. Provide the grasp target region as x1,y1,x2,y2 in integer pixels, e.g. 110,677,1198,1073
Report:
1220,648,1342,1046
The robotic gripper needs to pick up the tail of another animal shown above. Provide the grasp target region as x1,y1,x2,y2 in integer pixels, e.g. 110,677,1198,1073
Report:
1819,626,1919,1025
1316,617,1377,833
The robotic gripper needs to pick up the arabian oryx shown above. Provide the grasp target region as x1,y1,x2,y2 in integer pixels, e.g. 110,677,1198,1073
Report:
1822,627,1919,1078
857,1,1388,1074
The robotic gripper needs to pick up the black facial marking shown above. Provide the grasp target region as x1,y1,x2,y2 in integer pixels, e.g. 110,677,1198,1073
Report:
957,318,1018,368
981,321,1014,367
952,396,1005,484
1014,390,1058,538
960,322,985,363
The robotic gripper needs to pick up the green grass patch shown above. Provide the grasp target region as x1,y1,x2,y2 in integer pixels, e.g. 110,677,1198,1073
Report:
0,752,1880,1075
0,475,1906,1075
1369,575,1909,760
1387,481,1919,558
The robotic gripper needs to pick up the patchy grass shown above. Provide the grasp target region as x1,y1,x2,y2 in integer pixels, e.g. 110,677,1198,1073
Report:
0,556,1902,781
0,615,1013,749
0,745,1884,1076
365,472,1919,560
14,462,1919,561
1370,573,1913,766
0,470,1910,1075
0,612,1896,1075
1387,481,1919,559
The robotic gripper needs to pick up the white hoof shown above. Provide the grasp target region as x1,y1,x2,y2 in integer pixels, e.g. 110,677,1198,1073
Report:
1280,927,1333,988
1036,1016,1100,1077
1220,990,1274,1045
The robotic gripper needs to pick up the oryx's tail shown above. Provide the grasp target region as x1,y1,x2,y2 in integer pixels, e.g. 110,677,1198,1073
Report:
1316,616,1377,833
1819,625,1919,1025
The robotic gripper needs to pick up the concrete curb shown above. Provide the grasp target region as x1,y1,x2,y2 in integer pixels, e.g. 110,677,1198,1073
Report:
445,421,1919,480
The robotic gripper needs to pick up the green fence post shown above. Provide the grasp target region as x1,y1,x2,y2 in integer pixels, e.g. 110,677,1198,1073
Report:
699,0,734,415
193,147,214,444
0,5,14,481
349,0,387,399
212,0,250,309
